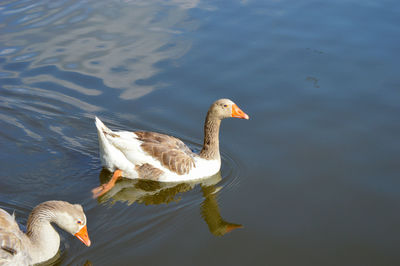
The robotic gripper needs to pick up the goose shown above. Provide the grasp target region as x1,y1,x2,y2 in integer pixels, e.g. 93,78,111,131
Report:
0,201,91,265
92,98,249,198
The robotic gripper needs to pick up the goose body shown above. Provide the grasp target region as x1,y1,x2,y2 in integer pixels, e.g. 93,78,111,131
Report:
96,121,221,182
92,99,249,198
0,201,90,265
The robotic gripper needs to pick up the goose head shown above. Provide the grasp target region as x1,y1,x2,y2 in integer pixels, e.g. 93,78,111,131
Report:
208,99,249,120
50,202,91,247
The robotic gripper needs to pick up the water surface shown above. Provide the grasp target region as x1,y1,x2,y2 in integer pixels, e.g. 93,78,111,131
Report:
1,0,400,265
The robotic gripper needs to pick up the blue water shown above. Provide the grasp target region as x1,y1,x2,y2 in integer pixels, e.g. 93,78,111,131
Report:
1,0,400,265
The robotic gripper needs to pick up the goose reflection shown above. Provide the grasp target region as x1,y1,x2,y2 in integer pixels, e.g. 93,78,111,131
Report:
96,169,242,236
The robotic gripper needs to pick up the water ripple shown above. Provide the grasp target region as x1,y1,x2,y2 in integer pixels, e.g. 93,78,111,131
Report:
1,0,196,101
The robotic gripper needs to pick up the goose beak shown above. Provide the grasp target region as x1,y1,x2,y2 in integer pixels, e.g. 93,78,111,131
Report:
231,104,249,120
75,225,91,247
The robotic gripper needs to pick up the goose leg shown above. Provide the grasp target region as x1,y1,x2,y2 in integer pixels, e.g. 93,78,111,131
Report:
92,169,123,198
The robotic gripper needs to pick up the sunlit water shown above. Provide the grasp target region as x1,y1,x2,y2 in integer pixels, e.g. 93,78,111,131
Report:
1,0,400,265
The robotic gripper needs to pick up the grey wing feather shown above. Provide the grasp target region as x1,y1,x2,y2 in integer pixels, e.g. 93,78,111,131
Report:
0,210,31,265
135,131,196,175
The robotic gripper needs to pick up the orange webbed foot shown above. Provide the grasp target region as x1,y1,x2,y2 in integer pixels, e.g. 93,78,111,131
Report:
91,184,109,198
92,169,123,198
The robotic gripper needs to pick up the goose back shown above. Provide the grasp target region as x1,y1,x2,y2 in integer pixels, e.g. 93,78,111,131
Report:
0,209,31,265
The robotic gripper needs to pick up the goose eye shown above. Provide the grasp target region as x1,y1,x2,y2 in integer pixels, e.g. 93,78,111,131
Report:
223,104,228,107
77,220,82,225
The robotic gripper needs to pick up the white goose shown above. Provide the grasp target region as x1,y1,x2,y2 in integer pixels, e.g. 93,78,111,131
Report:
92,98,249,198
0,201,91,265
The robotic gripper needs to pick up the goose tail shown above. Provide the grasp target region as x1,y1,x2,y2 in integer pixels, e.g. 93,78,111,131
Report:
95,116,113,136
94,116,116,169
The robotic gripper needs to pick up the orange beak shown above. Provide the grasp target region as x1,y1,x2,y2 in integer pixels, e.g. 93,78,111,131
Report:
74,225,91,247
231,104,249,120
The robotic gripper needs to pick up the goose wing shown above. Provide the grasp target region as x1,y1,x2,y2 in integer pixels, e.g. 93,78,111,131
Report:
96,116,196,175
0,209,30,265
134,131,196,175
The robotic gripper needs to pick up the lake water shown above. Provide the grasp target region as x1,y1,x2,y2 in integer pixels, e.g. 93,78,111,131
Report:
1,0,400,265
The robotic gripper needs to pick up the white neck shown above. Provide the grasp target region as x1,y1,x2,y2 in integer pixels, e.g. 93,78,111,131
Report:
25,213,61,264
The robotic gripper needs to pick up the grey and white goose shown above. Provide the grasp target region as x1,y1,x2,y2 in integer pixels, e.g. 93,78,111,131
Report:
0,201,90,265
92,98,249,198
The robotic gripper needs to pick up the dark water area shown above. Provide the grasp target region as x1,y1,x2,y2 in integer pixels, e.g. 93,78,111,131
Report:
1,0,400,265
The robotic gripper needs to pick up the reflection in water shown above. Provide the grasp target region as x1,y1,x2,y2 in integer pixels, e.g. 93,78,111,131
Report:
0,0,196,100
0,0,199,156
83,260,92,266
200,185,242,236
97,169,242,236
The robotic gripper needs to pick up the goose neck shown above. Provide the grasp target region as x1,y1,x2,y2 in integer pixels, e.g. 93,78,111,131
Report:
26,206,60,264
200,113,221,160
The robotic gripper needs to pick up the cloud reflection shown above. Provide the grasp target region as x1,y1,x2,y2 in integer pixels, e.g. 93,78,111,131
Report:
0,0,199,100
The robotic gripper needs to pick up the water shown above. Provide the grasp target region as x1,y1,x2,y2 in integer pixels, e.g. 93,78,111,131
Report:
1,0,400,265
